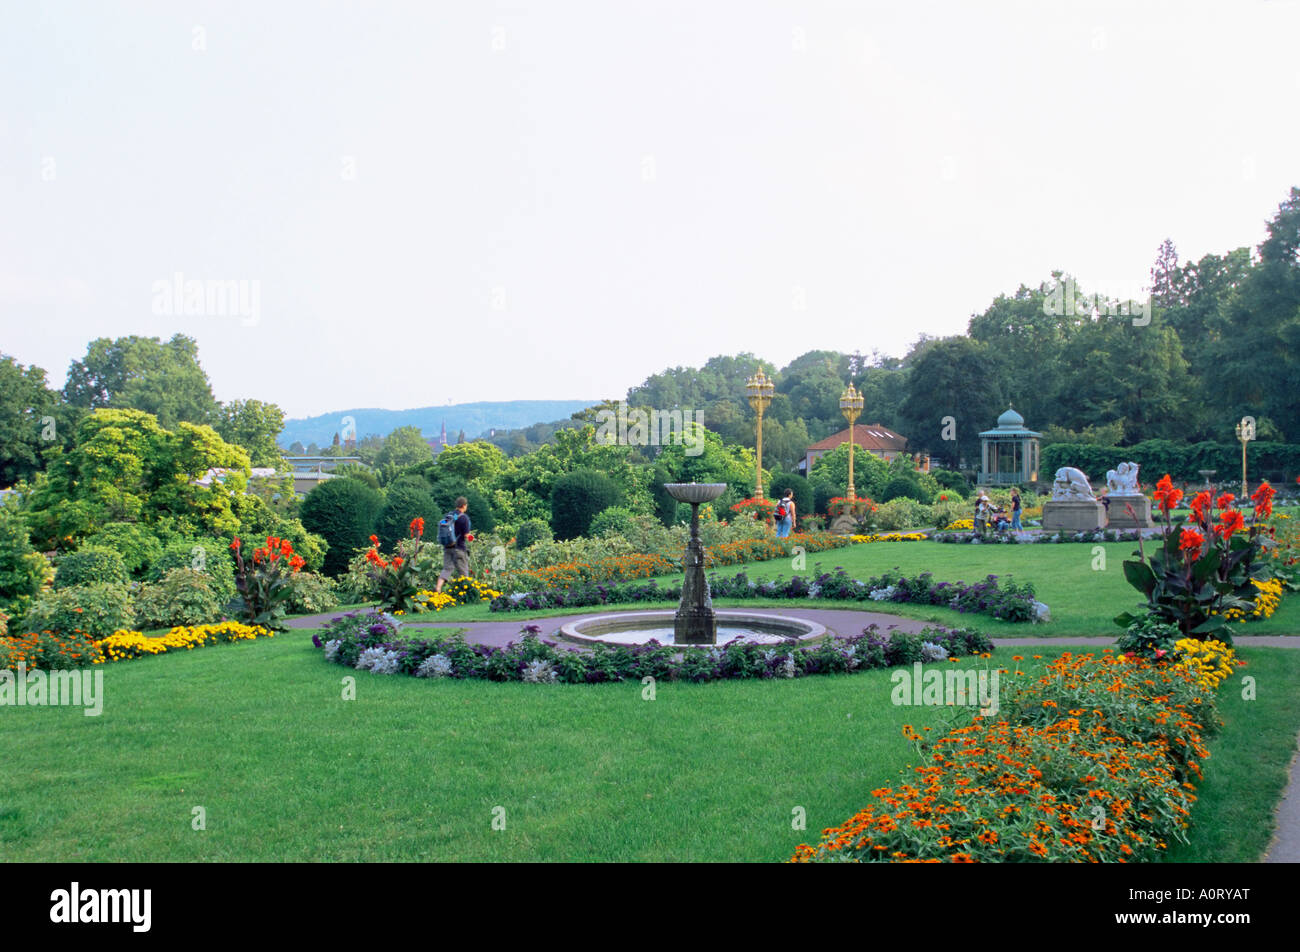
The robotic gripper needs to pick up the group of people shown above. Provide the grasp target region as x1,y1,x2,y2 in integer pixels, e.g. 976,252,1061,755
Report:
974,489,1022,533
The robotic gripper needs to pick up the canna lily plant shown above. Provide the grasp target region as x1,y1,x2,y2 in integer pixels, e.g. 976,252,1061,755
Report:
230,535,307,631
365,517,427,614
1115,475,1278,643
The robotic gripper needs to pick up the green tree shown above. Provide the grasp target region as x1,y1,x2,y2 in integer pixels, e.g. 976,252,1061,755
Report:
375,426,433,474
0,355,71,486
898,337,1004,468
63,334,219,429
374,476,439,549
216,399,286,468
430,440,506,488
0,506,50,622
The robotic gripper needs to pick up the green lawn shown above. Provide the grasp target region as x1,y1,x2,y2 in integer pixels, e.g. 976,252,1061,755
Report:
394,541,1300,638
1,632,1296,862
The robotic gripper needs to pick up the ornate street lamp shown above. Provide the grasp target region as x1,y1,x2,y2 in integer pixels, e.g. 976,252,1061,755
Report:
839,383,865,500
745,368,775,497
1235,416,1255,496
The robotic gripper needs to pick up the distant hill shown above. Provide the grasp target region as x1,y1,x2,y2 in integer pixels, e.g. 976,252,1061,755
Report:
279,400,598,448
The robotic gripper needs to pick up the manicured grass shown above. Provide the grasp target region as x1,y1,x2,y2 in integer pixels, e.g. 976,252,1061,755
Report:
391,541,1299,638
1,633,1295,862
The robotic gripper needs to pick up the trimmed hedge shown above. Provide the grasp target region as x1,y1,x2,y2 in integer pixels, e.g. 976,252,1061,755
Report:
1041,440,1300,486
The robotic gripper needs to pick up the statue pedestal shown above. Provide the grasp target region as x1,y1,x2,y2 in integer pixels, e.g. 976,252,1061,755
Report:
1105,494,1154,529
1042,498,1105,532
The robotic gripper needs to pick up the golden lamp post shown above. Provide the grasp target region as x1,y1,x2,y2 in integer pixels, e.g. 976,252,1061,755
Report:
839,383,865,500
745,369,775,497
1235,416,1255,496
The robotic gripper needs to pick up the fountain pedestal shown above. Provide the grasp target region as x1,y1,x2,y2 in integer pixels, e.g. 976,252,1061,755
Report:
664,483,727,645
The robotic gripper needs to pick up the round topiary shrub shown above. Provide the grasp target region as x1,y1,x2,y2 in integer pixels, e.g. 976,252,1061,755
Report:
133,568,224,629
54,546,130,590
374,477,439,549
514,518,553,549
21,583,134,640
813,483,840,516
589,506,639,538
880,476,932,504
428,479,496,534
299,477,386,576
551,469,622,540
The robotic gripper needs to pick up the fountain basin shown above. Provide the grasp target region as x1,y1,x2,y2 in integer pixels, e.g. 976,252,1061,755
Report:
663,482,727,504
558,611,826,647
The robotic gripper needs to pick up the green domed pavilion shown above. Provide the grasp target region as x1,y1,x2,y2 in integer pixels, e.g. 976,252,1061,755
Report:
977,406,1041,487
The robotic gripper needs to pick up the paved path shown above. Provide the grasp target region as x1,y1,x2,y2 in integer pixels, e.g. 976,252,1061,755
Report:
286,604,1300,861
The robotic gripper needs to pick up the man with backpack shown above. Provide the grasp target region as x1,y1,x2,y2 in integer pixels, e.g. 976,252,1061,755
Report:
434,497,472,593
775,489,795,538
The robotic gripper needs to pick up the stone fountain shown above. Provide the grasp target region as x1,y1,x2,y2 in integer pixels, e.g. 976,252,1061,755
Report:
557,482,825,647
664,482,726,644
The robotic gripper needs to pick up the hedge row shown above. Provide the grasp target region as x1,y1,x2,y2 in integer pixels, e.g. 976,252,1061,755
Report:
1041,440,1300,486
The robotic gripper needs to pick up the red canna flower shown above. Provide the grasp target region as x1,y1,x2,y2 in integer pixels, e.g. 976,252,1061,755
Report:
289,555,306,572
1251,481,1275,520
230,537,241,551
410,517,425,537
1215,493,1235,510
1153,474,1183,513
370,535,379,546
392,556,404,568
1178,528,1205,553
1215,509,1245,540
1189,491,1211,526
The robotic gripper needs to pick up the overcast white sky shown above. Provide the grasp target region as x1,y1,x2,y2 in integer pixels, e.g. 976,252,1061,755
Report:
3,1,1298,419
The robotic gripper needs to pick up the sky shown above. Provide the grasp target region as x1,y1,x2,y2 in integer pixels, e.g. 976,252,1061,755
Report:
2,0,1298,420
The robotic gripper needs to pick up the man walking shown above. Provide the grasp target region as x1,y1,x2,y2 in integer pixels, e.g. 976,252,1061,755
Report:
434,497,472,593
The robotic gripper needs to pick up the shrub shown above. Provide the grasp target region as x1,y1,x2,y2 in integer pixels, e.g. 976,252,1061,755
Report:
151,539,237,608
230,494,328,572
589,506,640,538
0,508,51,622
514,518,553,549
54,546,130,590
880,475,931,505
374,477,438,549
429,479,496,534
284,572,339,615
931,468,969,495
551,469,622,540
874,498,931,531
87,522,165,576
299,477,386,576
813,483,839,516
132,568,225,629
21,583,134,640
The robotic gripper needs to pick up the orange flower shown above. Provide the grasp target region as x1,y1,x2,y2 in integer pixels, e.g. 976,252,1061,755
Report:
1153,474,1183,513
1215,509,1245,540
1179,528,1205,553
230,537,241,551
1188,491,1211,525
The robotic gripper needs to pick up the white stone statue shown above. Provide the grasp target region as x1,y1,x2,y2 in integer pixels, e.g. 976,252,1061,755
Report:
1051,466,1096,500
1106,461,1141,496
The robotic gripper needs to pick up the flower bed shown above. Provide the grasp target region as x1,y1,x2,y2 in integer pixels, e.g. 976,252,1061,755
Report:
488,567,1042,623
94,622,275,663
934,528,1152,544
2,621,276,669
849,533,928,543
792,647,1228,863
314,611,993,684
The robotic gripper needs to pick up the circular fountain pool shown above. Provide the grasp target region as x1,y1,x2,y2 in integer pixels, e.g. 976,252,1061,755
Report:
558,611,826,647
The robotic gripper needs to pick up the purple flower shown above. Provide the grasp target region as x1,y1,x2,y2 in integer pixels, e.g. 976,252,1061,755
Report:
312,634,322,648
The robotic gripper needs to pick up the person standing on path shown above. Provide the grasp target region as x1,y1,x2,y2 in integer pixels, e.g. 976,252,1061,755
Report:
434,497,472,593
776,489,796,537
1011,489,1022,531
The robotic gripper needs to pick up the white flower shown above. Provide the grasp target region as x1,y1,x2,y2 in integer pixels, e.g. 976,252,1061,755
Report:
780,655,797,679
323,639,342,662
416,654,454,678
869,585,897,601
356,646,401,674
920,641,949,662
521,659,558,684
